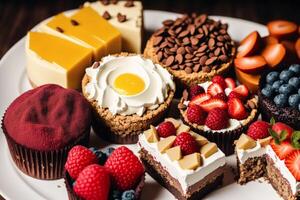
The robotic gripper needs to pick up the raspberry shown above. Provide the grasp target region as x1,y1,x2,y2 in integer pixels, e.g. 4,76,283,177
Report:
157,121,176,137
74,164,110,200
173,132,199,155
247,120,270,140
186,104,206,125
189,85,205,100
104,146,144,190
212,75,227,89
65,145,98,180
205,108,229,130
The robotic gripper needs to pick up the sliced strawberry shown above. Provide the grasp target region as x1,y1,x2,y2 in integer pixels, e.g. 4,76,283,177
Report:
227,98,248,120
267,20,298,40
237,31,261,58
214,92,227,102
285,151,300,181
212,75,227,89
189,93,212,106
199,98,227,112
295,38,300,59
234,56,267,74
272,122,294,140
262,36,279,46
270,140,295,160
233,85,249,98
261,43,286,68
225,78,236,89
228,91,245,101
207,83,224,96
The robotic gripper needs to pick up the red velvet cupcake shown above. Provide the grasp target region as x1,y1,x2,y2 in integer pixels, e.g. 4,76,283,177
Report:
1,84,91,180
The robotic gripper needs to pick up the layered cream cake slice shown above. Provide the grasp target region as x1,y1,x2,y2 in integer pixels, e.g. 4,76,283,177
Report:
138,118,226,200
26,32,93,89
39,6,121,60
235,120,300,200
84,0,143,53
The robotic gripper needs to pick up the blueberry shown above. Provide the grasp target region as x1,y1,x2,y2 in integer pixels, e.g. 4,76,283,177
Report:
298,88,300,95
288,94,300,108
104,147,115,157
288,77,300,88
261,85,274,97
266,71,279,84
289,64,300,74
280,70,294,82
272,80,284,93
122,190,135,200
89,147,108,165
278,84,295,95
274,94,288,108
299,104,300,112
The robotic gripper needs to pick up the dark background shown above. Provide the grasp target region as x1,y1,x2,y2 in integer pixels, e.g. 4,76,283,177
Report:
0,0,299,58
0,0,298,199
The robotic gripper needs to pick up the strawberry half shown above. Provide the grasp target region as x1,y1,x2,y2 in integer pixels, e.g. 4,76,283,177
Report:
225,78,236,89
200,98,227,112
227,98,248,120
270,140,295,160
285,151,300,181
212,75,227,89
272,122,294,140
189,93,212,106
207,83,224,96
233,85,249,99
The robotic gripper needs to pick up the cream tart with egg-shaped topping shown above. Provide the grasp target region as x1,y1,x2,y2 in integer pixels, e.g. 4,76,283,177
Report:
82,53,176,144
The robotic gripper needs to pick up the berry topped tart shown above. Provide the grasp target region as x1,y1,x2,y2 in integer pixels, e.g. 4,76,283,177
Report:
64,145,145,200
178,75,258,155
144,13,236,93
258,64,300,129
235,119,300,200
138,118,226,200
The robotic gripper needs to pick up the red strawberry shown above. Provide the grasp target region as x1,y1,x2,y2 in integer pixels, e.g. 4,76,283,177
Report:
227,98,248,120
285,151,300,181
232,85,249,98
104,146,144,190
228,91,245,101
225,78,236,89
173,132,199,155
74,164,110,200
186,104,207,125
247,120,270,140
200,98,228,112
189,85,205,99
157,121,176,137
65,145,98,180
214,92,228,102
212,75,227,89
270,140,295,160
207,83,224,96
205,108,229,130
189,93,211,106
272,122,294,140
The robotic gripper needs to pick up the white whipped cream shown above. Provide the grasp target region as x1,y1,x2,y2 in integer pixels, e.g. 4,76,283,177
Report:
184,81,246,132
236,142,300,195
85,55,175,116
138,134,226,194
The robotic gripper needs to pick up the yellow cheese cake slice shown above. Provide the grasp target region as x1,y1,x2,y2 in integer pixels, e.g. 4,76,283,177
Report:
26,32,93,89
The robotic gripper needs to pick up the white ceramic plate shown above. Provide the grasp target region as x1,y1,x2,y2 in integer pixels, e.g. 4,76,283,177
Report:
0,10,280,200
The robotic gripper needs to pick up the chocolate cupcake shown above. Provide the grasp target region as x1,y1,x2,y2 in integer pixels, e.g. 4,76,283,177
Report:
144,14,236,94
82,53,175,144
1,84,91,179
178,75,258,155
258,64,300,129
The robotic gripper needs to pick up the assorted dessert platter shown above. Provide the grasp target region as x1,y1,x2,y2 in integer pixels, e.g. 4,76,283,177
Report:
0,0,300,199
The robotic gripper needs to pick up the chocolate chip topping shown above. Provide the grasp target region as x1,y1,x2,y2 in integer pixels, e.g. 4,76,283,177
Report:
124,0,134,7
151,13,234,73
117,13,127,22
102,11,111,20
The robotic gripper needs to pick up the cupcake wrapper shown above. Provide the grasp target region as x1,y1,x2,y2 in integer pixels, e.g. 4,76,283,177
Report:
64,170,145,200
1,113,90,180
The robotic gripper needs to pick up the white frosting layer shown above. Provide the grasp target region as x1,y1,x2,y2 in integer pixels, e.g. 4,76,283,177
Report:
138,134,226,194
184,81,246,132
236,142,300,195
85,55,175,116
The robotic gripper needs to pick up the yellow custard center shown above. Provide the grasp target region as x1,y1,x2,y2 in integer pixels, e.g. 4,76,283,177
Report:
114,73,145,96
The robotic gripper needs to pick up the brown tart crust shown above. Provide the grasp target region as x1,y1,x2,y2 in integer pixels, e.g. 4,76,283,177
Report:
178,96,259,155
82,53,175,144
139,148,225,200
